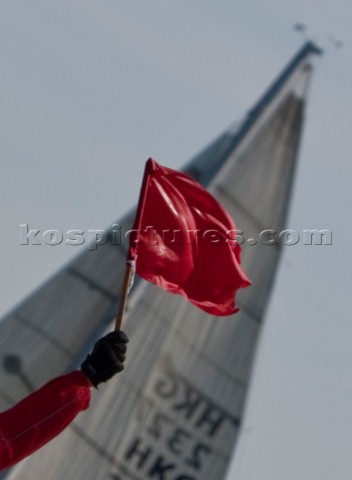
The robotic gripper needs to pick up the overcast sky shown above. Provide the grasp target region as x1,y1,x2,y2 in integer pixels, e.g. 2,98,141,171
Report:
1,1,351,479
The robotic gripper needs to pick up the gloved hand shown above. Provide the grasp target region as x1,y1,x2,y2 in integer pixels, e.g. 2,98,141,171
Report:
81,330,129,387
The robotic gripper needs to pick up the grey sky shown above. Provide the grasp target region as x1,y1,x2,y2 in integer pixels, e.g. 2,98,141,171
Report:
0,1,351,479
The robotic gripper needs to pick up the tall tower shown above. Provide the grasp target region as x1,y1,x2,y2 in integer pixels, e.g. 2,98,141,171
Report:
1,42,321,479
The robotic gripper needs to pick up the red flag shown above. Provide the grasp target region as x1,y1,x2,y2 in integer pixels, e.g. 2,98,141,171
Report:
128,158,251,316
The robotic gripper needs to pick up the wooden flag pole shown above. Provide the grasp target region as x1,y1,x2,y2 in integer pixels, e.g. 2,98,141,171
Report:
114,159,155,331
114,261,135,330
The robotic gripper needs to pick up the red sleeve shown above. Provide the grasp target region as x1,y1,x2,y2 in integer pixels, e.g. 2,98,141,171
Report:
0,370,91,470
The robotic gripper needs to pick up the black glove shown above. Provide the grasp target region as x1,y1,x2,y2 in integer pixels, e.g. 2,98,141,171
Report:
81,330,129,387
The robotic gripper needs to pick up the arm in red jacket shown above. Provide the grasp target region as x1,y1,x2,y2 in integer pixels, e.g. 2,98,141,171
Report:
0,371,91,470
0,329,128,471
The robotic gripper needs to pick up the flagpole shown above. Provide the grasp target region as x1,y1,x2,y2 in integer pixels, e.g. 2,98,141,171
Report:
114,159,155,331
114,261,135,330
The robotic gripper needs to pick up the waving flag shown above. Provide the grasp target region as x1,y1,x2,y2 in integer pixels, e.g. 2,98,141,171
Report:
128,158,251,316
